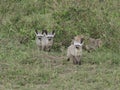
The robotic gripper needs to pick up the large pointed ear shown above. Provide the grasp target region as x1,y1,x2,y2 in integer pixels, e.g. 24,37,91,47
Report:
52,30,55,36
42,29,47,35
35,29,38,35
81,38,84,44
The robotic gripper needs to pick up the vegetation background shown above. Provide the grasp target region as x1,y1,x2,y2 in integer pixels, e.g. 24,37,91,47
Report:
0,0,120,90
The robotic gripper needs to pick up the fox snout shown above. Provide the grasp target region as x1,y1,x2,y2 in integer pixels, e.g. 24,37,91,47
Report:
48,38,52,41
75,45,80,49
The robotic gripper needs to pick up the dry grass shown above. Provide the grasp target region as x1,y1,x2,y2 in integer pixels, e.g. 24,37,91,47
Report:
0,36,120,90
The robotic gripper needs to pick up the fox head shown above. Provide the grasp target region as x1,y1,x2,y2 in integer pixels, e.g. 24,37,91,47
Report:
35,29,46,41
74,35,84,49
46,30,55,42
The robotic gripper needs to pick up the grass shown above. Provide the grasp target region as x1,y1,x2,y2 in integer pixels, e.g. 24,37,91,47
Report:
0,35,120,90
0,0,120,90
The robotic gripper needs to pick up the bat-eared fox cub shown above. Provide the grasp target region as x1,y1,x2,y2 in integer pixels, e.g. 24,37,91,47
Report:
67,35,84,65
35,29,55,51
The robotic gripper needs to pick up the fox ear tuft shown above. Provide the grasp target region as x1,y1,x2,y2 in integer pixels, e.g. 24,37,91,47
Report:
35,29,38,34
42,29,48,35
52,30,55,36
81,38,84,43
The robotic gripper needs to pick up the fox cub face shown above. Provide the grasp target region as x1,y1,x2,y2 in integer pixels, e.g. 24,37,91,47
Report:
46,30,55,50
74,35,84,49
35,29,55,51
67,35,84,65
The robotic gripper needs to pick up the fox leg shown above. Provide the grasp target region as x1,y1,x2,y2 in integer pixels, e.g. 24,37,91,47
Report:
78,57,81,65
46,46,51,52
67,53,71,61
75,56,81,65
72,56,78,64
67,58,70,61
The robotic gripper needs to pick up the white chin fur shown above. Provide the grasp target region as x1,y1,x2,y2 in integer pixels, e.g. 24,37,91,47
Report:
74,41,83,46
46,35,54,37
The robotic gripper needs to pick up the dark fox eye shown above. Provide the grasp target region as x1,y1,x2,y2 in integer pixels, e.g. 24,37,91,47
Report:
75,45,79,49
48,38,52,41
38,38,41,40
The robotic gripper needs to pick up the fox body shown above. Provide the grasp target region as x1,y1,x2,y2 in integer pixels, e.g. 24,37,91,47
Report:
84,38,102,52
67,35,84,65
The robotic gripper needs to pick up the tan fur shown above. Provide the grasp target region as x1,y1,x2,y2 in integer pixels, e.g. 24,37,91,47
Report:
67,35,84,65
84,37,102,52
74,35,84,42
35,30,55,51
45,31,55,51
